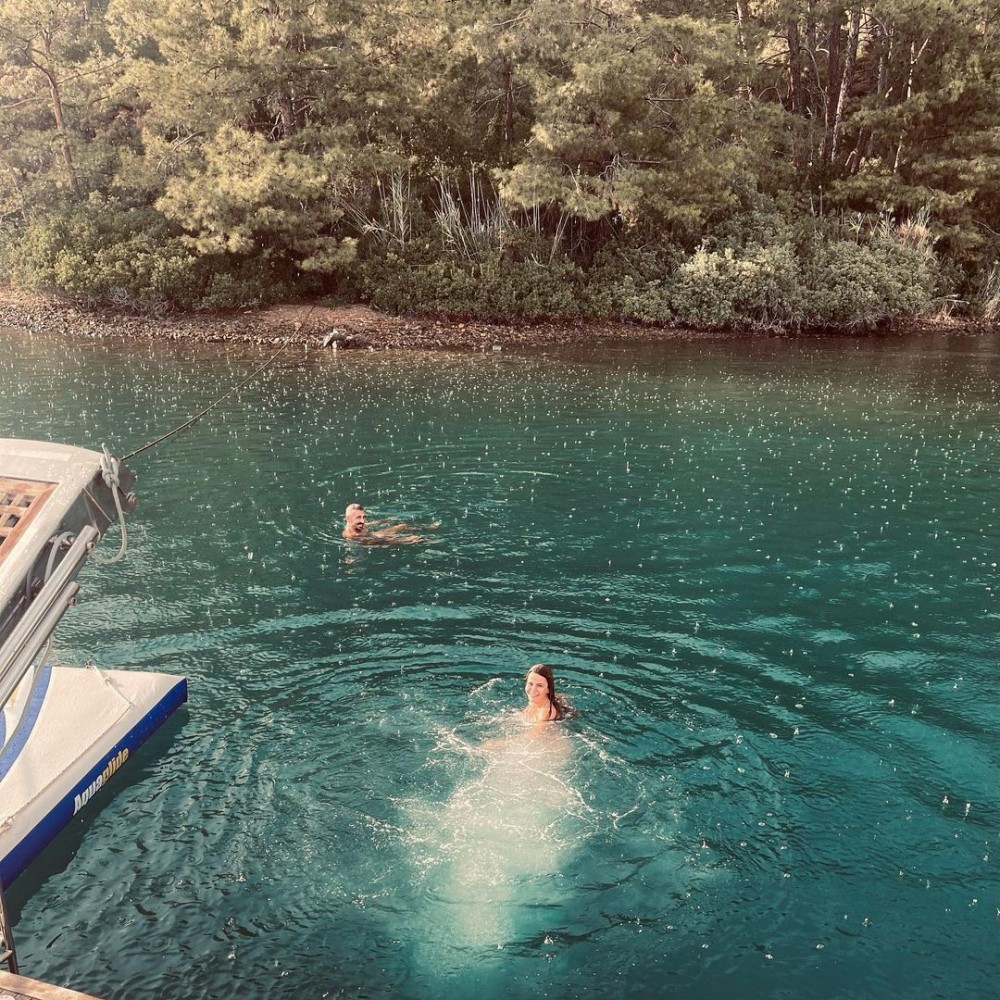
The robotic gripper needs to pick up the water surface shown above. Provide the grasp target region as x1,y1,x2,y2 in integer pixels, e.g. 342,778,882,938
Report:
1,327,996,999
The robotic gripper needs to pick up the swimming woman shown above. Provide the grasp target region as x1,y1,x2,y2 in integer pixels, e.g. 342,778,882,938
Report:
480,663,572,753
522,663,572,724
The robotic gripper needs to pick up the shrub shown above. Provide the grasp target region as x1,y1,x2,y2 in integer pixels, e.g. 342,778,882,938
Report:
664,215,939,331
798,226,937,328
581,242,682,321
669,243,801,330
192,253,315,310
357,246,585,320
975,263,1000,322
6,199,322,311
8,200,208,310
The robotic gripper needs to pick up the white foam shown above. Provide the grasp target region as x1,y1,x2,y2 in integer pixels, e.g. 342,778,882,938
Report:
405,720,589,953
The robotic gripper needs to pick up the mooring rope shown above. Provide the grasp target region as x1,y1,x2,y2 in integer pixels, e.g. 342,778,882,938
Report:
96,446,130,563
120,302,320,463
102,303,318,559
121,339,290,462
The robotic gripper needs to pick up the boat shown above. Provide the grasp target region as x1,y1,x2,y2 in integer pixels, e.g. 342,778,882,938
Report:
0,439,187,889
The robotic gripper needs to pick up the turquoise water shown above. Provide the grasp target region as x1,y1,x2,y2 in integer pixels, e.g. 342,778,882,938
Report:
0,328,997,999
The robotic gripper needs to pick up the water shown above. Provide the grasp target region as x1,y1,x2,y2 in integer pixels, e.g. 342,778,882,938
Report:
0,327,996,999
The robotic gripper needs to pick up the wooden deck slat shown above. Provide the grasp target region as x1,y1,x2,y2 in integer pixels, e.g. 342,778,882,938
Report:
0,971,101,1000
0,477,55,566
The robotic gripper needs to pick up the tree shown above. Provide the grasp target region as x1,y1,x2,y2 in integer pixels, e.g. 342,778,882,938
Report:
822,0,1000,270
495,5,747,242
106,0,381,273
0,0,121,214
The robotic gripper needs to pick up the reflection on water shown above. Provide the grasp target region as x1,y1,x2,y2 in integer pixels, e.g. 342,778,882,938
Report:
0,326,997,1000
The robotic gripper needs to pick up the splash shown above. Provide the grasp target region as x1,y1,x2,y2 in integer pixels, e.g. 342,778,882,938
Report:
406,719,587,956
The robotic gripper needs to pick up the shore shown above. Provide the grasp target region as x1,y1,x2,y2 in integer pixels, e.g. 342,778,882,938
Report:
0,288,986,350
0,289,714,351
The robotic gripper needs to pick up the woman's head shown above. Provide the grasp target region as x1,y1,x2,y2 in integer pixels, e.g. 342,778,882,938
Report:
524,663,558,712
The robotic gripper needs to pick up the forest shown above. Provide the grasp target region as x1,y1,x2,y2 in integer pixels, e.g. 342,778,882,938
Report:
2,0,999,331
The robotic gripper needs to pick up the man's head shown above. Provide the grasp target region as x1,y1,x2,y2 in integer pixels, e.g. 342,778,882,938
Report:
344,503,366,538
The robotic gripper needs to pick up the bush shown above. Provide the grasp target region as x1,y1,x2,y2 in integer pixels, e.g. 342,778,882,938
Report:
354,214,941,331
9,200,203,310
9,189,941,329
4,199,326,311
581,242,682,321
974,263,1000,322
798,228,937,328
192,253,317,310
665,218,938,331
357,245,585,321
670,243,801,329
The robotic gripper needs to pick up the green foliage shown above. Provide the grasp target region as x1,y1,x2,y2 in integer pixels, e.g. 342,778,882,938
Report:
155,125,356,273
8,200,201,308
971,262,1000,322
796,239,925,329
194,256,314,311
669,243,799,329
4,198,318,310
353,208,941,331
0,0,992,324
667,214,939,331
498,10,745,240
358,246,584,321
577,241,683,321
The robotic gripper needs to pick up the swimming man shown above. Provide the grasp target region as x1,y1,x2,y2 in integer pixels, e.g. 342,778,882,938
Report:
342,503,437,544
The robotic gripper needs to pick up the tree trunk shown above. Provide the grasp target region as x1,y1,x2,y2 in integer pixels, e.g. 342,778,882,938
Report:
853,20,890,173
803,0,821,135
787,18,803,116
786,17,808,170
821,14,843,164
502,54,515,144
277,88,297,137
34,37,81,198
894,35,930,173
831,7,861,162
735,0,754,100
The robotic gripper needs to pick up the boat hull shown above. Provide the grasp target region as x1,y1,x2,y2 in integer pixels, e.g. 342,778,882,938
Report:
0,665,187,888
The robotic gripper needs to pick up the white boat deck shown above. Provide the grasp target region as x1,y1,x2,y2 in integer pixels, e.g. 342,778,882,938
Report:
0,968,102,999
0,664,186,887
0,439,187,890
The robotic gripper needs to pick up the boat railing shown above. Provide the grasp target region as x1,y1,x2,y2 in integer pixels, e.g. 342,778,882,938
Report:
0,525,98,714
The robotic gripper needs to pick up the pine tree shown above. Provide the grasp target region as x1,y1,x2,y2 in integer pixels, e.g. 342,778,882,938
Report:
0,0,121,213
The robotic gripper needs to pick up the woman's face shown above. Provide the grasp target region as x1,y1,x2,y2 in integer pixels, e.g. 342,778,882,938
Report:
525,671,550,707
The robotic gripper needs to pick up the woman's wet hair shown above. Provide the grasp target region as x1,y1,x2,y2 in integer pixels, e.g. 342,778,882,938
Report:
525,663,573,720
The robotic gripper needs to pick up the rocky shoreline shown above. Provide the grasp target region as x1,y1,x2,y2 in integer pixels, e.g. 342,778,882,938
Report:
0,289,723,352
0,288,987,351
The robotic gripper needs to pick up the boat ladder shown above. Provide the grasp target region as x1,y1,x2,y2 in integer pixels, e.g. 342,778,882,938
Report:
0,878,17,974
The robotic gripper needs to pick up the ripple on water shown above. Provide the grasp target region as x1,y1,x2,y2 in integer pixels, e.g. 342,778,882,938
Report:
2,333,997,999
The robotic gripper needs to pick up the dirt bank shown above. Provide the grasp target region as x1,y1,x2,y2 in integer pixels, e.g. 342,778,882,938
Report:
0,289,722,351
1,288,984,350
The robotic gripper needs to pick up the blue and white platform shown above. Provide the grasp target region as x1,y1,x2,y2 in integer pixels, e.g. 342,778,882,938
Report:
0,663,187,887
0,439,187,890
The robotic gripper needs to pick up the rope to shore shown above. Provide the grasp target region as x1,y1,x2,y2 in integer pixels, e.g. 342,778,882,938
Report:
120,303,317,463
93,304,318,562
